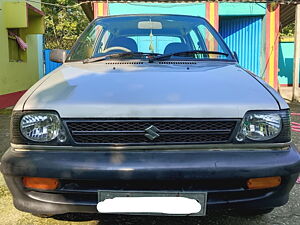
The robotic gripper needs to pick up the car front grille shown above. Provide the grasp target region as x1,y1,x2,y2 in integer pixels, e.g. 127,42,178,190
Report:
65,119,238,145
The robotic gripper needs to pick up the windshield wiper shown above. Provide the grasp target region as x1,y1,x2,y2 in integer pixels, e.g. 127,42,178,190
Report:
83,52,161,64
150,50,229,62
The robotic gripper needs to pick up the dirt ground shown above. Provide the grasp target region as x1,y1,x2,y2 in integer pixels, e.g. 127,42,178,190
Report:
0,105,299,225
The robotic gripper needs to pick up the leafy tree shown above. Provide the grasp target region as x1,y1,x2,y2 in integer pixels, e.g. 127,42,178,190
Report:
281,23,295,38
42,0,89,49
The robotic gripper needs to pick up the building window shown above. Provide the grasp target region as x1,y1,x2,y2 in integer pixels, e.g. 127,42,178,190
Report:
7,28,27,62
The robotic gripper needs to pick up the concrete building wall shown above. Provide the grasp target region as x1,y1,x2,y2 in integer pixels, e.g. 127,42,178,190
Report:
279,39,300,86
109,3,205,16
0,0,44,108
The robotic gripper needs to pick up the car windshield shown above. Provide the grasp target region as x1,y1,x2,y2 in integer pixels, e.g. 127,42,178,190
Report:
67,15,234,62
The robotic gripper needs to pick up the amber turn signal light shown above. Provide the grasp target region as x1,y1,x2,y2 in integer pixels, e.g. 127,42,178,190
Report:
247,176,281,190
23,177,59,190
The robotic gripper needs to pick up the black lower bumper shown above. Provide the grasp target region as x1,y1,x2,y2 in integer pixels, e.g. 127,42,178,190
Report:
1,145,300,215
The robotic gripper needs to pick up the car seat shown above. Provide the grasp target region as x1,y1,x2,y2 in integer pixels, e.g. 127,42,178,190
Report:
106,37,138,52
164,43,190,55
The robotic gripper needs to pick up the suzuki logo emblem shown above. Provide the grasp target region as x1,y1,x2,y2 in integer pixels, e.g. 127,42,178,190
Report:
144,125,160,140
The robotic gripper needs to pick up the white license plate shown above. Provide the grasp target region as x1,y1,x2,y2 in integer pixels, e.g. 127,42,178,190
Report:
97,191,207,216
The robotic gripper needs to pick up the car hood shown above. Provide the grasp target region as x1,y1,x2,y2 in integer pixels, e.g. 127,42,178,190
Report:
22,61,280,118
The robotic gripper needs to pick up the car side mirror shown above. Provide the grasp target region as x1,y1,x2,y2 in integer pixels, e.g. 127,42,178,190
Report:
233,51,239,63
50,49,68,63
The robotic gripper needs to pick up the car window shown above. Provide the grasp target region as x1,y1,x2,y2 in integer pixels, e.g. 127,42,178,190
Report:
67,15,233,61
129,36,181,54
197,25,226,58
69,24,102,61
189,30,199,50
94,30,111,55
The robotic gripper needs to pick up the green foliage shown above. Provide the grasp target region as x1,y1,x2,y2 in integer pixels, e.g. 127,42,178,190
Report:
281,23,295,38
42,0,89,50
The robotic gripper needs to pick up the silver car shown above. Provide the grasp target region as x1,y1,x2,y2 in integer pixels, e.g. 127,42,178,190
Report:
1,14,300,218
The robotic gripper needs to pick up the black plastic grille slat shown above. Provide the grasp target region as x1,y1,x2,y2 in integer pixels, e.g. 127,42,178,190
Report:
66,119,237,145
70,133,231,144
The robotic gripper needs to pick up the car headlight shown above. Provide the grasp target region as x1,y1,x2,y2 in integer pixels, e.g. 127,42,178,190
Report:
236,111,290,142
19,112,66,142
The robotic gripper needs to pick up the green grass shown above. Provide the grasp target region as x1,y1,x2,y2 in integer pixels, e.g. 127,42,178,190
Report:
0,109,12,115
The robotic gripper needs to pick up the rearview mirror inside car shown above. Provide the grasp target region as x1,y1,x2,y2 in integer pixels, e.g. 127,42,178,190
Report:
138,21,162,29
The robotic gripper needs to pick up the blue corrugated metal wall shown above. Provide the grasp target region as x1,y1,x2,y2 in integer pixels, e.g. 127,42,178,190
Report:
219,16,262,75
44,49,62,75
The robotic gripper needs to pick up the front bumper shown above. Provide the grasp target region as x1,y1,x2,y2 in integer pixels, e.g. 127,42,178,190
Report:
1,144,300,215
